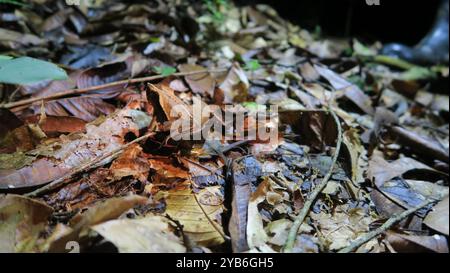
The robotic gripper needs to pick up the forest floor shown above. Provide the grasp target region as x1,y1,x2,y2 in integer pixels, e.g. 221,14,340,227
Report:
0,0,448,253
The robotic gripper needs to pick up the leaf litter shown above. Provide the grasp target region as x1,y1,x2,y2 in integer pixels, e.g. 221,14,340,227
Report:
0,0,448,253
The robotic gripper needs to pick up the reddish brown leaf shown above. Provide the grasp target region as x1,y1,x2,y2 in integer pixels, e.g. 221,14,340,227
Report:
110,143,150,182
0,108,151,189
30,97,116,122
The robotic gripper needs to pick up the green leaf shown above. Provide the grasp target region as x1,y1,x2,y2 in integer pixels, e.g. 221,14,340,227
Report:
353,39,377,57
242,102,266,112
0,0,29,7
153,66,177,77
0,55,13,62
0,56,68,85
244,59,261,72
149,37,161,43
401,66,437,81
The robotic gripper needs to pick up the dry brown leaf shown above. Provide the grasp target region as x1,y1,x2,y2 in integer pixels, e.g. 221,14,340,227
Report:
0,194,53,253
179,64,216,98
48,195,148,252
110,143,150,182
218,64,249,104
314,64,374,115
24,115,86,136
368,152,440,188
91,215,186,253
247,178,269,250
311,205,379,252
386,231,448,253
424,196,449,236
0,108,151,189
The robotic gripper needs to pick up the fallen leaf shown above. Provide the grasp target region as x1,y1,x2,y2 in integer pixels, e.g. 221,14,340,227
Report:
368,153,441,188
424,197,449,236
0,194,53,253
0,108,151,189
314,64,374,115
311,205,378,252
179,64,216,97
247,178,269,249
91,215,186,253
386,231,448,253
110,143,150,182
165,187,225,247
48,195,148,252
218,63,249,104
0,56,68,85
24,115,86,136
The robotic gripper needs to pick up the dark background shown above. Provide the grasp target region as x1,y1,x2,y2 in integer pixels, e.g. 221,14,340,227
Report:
235,0,442,45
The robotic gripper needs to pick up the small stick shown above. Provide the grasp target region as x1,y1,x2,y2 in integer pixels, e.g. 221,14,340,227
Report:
25,132,154,198
338,199,438,253
2,68,228,109
283,109,343,252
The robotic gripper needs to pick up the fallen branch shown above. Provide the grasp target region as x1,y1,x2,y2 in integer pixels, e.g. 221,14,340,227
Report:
338,199,438,253
283,108,343,252
2,68,228,109
24,132,154,198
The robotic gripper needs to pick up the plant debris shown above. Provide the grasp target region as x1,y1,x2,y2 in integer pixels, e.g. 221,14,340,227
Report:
0,0,448,253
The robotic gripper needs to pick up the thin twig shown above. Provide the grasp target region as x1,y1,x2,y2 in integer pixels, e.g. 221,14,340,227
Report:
283,108,343,252
338,199,438,253
2,68,228,109
24,132,154,198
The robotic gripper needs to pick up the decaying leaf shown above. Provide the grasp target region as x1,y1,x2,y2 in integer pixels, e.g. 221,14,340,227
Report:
0,195,53,253
110,143,150,182
247,178,269,250
311,205,381,252
218,63,250,104
313,64,374,115
368,152,443,188
48,195,148,252
92,215,186,253
424,197,449,236
164,187,225,247
385,231,448,253
0,0,448,255
179,64,216,98
0,107,152,189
